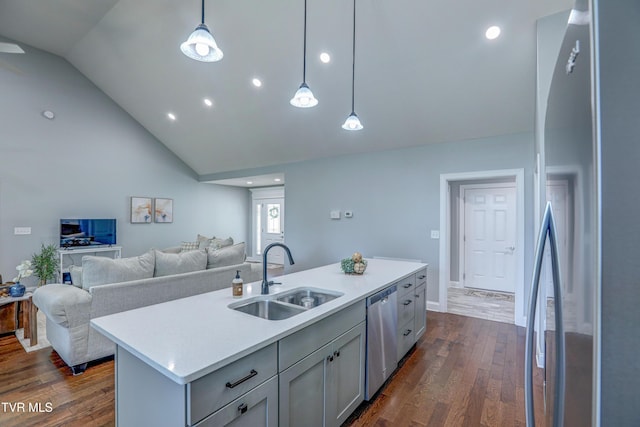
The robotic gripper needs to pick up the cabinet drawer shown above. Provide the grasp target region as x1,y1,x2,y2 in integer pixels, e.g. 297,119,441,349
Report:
397,321,415,360
194,375,278,427
279,300,366,371
397,294,415,326
188,343,277,425
415,268,427,285
397,275,416,298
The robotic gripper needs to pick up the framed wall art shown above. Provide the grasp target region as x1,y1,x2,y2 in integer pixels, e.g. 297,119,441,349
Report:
130,197,153,223
154,198,173,223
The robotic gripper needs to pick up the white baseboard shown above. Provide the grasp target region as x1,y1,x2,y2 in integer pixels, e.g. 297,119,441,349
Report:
449,281,461,288
426,300,441,312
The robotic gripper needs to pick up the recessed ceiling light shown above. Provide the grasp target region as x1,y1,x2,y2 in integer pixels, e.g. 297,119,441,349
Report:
274,178,281,182
320,52,331,63
167,112,176,121
42,110,55,120
485,26,501,40
246,181,253,185
252,78,262,87
203,98,213,107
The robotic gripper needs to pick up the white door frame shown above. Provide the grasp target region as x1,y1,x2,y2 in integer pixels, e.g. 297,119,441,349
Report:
459,182,518,292
249,187,285,262
439,169,526,327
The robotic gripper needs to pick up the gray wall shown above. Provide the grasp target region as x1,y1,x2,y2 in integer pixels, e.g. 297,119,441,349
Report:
0,40,249,286
596,0,640,423
207,132,535,306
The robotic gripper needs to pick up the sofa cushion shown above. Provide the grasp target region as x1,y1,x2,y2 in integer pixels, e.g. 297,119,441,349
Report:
207,242,246,269
154,249,207,277
197,234,214,249
208,237,234,251
180,241,200,252
82,251,155,290
69,265,83,288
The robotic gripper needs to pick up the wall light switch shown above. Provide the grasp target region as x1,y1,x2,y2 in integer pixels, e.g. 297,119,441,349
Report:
330,210,341,220
14,227,32,235
344,211,353,218
430,230,440,239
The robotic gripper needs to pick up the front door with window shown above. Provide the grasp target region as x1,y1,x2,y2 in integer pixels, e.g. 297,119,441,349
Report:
260,198,285,264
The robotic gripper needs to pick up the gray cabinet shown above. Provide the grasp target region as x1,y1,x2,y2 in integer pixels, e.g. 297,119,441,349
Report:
397,274,416,361
414,271,427,340
114,343,278,427
195,376,278,427
279,321,366,427
396,268,427,360
188,343,278,425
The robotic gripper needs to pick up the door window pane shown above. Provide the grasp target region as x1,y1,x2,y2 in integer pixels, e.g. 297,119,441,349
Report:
267,204,281,234
256,204,262,255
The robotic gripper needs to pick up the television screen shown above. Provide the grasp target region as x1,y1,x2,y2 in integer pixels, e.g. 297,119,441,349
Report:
60,219,117,248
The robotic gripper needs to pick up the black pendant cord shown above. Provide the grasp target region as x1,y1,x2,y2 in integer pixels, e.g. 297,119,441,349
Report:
302,0,308,83
350,0,356,113
201,0,205,24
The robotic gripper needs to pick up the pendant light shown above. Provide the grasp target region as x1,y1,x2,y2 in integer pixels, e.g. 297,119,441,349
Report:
290,0,318,108
342,0,363,130
180,0,223,62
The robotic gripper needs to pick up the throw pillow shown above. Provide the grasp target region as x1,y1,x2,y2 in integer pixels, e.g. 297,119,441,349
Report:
208,237,234,251
180,241,200,252
69,265,83,288
81,251,155,290
154,249,207,277
197,234,215,249
206,242,246,269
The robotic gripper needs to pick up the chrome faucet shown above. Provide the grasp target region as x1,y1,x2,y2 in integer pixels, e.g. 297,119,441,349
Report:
261,243,295,295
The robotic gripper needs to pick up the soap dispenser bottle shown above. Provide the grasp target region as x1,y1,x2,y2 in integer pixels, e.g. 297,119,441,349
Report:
232,270,243,298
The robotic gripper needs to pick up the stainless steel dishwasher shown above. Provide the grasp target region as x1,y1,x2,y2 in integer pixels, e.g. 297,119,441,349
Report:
365,284,398,400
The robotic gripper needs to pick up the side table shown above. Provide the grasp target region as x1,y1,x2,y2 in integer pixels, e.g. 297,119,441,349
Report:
0,292,37,346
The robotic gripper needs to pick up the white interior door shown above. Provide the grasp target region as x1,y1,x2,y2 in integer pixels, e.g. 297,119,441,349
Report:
462,185,517,293
260,198,285,264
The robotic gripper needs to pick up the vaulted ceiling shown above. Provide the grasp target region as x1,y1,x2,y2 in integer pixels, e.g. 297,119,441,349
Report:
0,0,573,176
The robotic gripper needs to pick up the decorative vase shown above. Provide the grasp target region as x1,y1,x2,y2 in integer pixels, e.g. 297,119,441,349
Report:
9,282,26,297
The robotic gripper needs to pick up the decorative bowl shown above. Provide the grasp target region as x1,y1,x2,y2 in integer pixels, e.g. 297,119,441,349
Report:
340,258,367,275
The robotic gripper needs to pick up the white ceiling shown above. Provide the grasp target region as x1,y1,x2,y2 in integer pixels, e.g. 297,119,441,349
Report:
0,0,573,177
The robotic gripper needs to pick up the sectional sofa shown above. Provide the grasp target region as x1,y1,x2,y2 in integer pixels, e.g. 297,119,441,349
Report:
33,243,262,374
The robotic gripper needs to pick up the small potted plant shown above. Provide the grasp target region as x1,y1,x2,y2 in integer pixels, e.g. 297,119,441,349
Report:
31,244,60,287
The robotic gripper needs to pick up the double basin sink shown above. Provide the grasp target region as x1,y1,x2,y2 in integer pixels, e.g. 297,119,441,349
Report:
229,287,343,320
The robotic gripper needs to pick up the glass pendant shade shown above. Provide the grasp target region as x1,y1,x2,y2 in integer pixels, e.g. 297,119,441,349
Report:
181,23,223,62
342,112,363,130
290,82,318,108
342,0,363,130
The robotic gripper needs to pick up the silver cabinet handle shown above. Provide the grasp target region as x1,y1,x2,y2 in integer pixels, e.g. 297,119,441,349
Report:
403,283,413,289
418,275,426,280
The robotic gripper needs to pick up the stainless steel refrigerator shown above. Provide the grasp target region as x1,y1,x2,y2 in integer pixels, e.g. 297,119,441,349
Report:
525,0,640,425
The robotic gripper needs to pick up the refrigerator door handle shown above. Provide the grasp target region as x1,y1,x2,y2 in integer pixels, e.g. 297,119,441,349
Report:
524,202,566,427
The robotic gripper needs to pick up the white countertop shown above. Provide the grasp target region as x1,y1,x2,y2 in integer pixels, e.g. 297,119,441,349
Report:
91,258,427,385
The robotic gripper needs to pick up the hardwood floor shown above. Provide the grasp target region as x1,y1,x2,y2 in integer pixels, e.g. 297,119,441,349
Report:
0,312,542,427
345,312,544,427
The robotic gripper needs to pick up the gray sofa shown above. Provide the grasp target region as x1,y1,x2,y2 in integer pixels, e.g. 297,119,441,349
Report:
33,246,262,374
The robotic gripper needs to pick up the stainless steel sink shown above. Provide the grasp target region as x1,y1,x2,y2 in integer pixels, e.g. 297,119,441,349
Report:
275,287,344,308
229,287,344,320
230,298,306,320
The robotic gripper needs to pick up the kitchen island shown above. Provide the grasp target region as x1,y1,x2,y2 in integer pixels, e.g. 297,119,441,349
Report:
91,258,427,426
